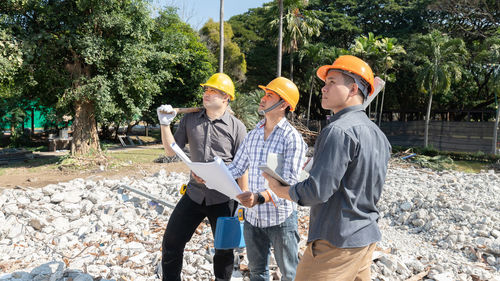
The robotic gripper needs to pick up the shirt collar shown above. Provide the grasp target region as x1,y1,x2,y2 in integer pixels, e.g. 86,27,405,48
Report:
256,116,288,130
330,104,365,122
199,108,231,125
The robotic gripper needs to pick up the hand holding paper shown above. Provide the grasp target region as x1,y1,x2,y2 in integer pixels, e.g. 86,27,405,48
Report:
170,143,242,201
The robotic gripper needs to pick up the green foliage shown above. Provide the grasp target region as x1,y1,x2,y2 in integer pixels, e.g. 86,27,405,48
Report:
412,30,468,97
409,154,455,171
228,7,273,91
144,8,215,125
231,90,263,130
0,27,22,87
199,19,247,83
1,1,216,151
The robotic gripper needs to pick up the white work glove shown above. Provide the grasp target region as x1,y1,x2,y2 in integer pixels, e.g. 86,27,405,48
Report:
157,104,177,126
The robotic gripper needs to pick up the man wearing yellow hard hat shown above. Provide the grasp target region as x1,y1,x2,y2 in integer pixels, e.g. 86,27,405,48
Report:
157,73,248,281
264,55,391,280
227,77,307,281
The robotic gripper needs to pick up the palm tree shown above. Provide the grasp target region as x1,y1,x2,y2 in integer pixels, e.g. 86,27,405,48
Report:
492,66,500,154
299,43,343,125
413,30,468,147
270,0,322,80
282,7,322,81
375,37,406,126
350,33,380,119
476,33,500,154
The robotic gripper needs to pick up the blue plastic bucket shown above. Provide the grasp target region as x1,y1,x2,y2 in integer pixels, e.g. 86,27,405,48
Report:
214,217,246,249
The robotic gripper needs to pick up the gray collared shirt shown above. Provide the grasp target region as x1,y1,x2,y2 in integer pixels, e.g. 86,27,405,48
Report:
174,109,247,205
289,104,391,248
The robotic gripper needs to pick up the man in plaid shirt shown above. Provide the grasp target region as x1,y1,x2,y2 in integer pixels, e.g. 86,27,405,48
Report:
228,77,307,281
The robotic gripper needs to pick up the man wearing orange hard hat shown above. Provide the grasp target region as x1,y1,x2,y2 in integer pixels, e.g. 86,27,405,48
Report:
228,77,307,281
263,55,391,280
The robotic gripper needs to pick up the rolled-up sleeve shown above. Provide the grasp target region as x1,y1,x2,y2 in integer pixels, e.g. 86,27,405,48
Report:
289,126,355,206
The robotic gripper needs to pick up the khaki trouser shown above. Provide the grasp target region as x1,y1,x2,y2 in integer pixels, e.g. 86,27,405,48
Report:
295,240,376,281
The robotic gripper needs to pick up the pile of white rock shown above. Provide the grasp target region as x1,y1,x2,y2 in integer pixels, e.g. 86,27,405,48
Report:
0,162,499,281
373,163,500,281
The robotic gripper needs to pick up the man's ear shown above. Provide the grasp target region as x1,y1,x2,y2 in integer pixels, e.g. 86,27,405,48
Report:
348,83,359,97
281,102,291,111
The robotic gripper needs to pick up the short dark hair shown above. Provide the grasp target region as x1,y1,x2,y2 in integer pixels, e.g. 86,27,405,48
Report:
340,72,365,99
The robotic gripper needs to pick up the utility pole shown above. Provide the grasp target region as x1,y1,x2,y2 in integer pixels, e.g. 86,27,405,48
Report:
219,0,224,72
277,0,283,77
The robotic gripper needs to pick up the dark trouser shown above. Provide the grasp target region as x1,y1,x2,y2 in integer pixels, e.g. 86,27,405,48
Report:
161,195,236,281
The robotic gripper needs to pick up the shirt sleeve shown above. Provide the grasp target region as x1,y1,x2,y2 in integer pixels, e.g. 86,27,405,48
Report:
227,135,250,179
282,130,307,184
267,130,307,206
173,115,188,149
232,120,248,154
289,126,356,206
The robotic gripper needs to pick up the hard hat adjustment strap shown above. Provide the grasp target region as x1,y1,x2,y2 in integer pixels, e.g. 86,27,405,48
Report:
258,99,285,115
333,69,370,97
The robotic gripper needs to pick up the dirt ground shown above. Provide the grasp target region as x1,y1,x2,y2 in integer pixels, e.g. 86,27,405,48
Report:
0,145,191,189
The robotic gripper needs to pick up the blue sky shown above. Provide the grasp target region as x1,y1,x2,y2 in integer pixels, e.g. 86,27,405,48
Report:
152,0,270,30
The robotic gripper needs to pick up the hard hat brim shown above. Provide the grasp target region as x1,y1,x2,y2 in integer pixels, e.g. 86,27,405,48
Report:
316,65,332,82
200,83,234,100
258,85,295,111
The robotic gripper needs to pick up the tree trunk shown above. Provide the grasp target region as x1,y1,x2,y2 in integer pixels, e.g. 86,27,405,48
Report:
114,123,120,141
71,99,100,155
219,0,224,72
377,71,387,126
493,99,500,155
126,121,138,136
31,108,35,136
277,0,283,77
307,77,314,127
145,122,149,137
290,51,294,81
424,91,433,147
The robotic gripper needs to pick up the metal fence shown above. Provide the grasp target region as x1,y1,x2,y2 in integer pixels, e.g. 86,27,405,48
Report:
379,121,499,154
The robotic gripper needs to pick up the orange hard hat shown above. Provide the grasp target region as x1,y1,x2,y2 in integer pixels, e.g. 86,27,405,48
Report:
317,55,375,96
258,77,300,111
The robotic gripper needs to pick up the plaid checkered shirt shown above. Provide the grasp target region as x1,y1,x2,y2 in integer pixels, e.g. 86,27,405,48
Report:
228,117,307,228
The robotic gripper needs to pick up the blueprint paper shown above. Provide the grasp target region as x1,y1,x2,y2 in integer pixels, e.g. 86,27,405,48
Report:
171,143,243,201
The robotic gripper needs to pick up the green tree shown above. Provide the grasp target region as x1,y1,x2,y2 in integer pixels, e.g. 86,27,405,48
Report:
491,65,500,154
268,0,323,80
145,8,215,123
200,19,247,83
298,43,345,123
2,0,171,154
350,32,381,118
228,7,274,92
375,37,406,125
412,30,469,147
428,0,499,42
0,27,22,88
231,90,263,130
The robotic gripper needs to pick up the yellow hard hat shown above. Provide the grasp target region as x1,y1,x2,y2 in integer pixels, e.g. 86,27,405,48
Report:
200,73,235,100
317,55,375,96
258,77,300,111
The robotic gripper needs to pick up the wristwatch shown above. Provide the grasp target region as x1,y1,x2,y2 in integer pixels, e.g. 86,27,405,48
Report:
256,192,265,204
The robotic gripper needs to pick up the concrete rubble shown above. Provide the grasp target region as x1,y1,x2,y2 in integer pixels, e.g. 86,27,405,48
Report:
0,162,499,280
